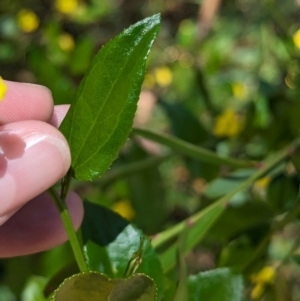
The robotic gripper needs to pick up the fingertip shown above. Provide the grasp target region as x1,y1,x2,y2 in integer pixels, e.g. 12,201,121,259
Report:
0,120,71,217
0,80,54,124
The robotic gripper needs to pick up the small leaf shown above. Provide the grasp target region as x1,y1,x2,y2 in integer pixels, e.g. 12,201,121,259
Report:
53,272,156,301
205,169,255,199
60,15,161,180
82,201,165,300
188,268,243,301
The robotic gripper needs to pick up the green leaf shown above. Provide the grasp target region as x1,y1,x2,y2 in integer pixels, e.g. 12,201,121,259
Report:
267,174,298,213
21,276,47,301
210,200,272,242
0,285,15,301
60,15,161,180
28,47,76,105
43,262,79,298
205,178,242,199
205,169,255,199
53,272,156,301
68,36,94,76
82,202,164,300
158,100,209,144
188,268,243,301
81,201,128,246
124,144,168,233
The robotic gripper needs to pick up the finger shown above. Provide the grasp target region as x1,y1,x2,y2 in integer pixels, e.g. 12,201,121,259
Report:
0,120,71,223
0,191,83,257
50,104,70,128
0,80,53,125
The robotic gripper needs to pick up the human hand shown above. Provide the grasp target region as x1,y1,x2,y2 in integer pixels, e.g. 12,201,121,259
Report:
0,80,83,257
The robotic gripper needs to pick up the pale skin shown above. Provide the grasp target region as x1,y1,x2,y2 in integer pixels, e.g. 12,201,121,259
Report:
0,80,84,257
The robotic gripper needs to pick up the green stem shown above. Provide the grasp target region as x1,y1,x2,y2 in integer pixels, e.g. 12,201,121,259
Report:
132,127,254,168
60,169,72,201
152,137,300,251
48,187,88,272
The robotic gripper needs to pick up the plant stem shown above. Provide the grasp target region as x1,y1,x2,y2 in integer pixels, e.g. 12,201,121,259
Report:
132,127,254,168
48,187,88,272
152,137,300,251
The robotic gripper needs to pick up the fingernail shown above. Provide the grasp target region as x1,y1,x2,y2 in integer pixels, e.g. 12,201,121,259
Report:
0,121,71,219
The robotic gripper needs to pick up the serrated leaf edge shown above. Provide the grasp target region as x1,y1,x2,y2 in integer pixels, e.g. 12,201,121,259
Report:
52,271,157,301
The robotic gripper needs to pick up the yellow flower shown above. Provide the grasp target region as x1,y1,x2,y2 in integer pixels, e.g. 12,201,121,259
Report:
213,109,243,138
112,200,136,221
17,9,40,33
254,176,271,190
232,82,248,99
250,266,275,300
58,33,75,52
251,283,265,300
252,266,275,284
293,29,300,50
0,77,7,101
154,66,173,87
55,0,78,14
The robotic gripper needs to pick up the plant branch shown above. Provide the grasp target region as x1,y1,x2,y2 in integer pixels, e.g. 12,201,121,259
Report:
152,137,300,271
132,127,254,168
48,187,88,272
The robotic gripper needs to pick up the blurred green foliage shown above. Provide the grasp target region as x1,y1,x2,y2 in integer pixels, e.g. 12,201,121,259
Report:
2,0,300,300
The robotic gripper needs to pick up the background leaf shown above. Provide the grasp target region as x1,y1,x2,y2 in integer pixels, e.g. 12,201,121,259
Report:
122,143,168,234
204,169,255,199
188,268,243,301
60,14,161,180
82,202,164,300
158,99,209,145
53,272,156,301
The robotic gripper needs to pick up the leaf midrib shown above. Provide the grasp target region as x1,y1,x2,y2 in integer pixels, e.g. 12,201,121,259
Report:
73,29,156,168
